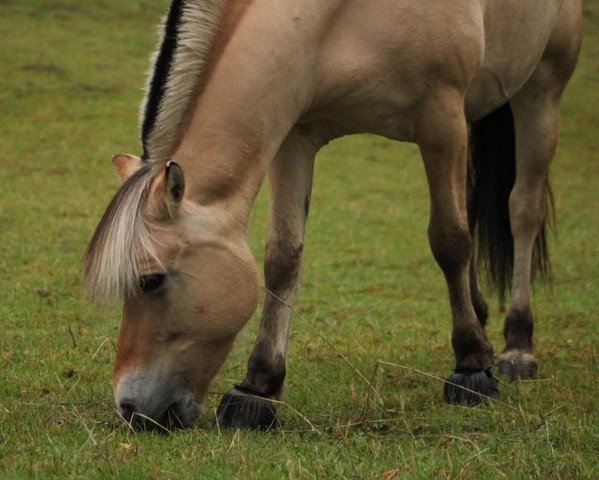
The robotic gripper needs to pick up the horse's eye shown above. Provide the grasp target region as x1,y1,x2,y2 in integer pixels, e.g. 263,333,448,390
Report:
139,274,166,293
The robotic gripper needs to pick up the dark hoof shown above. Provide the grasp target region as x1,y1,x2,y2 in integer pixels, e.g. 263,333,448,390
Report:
443,369,499,406
216,385,278,430
496,351,537,382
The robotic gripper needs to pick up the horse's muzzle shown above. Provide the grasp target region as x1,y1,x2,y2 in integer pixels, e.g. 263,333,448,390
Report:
115,369,202,431
118,396,201,431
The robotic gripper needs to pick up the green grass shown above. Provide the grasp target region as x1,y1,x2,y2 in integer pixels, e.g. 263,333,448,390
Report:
1,1,598,478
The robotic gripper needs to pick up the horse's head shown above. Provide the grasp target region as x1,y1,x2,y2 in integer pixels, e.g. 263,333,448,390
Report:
84,154,260,430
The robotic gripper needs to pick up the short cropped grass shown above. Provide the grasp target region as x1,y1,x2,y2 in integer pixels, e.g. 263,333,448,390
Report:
1,1,598,478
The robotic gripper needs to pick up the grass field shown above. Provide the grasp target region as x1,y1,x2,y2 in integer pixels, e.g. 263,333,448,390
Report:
1,1,598,478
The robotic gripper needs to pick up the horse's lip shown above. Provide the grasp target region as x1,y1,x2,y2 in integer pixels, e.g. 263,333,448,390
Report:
164,397,202,429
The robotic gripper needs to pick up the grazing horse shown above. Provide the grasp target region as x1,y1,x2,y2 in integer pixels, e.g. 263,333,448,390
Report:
84,0,581,430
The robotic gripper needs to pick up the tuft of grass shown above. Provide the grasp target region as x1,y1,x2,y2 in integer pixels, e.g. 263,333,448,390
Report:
1,1,598,478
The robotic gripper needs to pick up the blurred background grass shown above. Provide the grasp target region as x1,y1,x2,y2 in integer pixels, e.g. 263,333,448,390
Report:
0,1,598,478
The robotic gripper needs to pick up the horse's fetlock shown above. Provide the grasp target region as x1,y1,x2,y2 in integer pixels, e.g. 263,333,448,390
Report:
452,327,494,369
245,351,286,397
503,307,534,350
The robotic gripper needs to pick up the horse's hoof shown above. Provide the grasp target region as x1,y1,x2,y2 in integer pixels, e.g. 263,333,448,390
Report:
443,369,499,406
496,350,537,382
216,385,278,430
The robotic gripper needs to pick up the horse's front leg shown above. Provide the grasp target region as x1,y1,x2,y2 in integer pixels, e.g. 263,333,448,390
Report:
418,90,498,405
217,132,318,429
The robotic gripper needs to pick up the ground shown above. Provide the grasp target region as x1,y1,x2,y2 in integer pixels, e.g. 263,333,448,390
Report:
1,1,598,478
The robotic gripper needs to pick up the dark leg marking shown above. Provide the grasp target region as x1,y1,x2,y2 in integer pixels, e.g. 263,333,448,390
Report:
503,307,533,351
263,242,303,293
216,308,289,430
216,242,304,429
243,350,287,397
218,132,318,428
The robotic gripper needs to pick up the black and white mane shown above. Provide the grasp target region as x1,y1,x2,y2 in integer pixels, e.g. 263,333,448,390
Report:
140,0,227,163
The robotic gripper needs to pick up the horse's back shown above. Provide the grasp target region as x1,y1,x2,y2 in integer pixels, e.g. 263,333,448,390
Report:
308,0,581,137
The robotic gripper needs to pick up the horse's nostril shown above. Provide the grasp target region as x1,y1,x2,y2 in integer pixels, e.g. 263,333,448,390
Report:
119,402,136,422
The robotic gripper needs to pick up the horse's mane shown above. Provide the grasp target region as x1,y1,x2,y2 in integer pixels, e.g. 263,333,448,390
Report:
140,0,228,163
85,0,228,302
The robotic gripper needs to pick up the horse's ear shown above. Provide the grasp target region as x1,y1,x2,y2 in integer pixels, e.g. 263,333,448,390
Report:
164,161,185,217
112,154,143,181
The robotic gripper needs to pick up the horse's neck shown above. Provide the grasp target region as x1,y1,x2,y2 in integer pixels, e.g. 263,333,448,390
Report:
170,0,338,224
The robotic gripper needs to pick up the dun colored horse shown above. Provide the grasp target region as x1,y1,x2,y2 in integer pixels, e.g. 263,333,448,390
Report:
85,0,582,429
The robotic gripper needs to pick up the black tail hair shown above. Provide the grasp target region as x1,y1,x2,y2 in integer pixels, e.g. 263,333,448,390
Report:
468,103,553,306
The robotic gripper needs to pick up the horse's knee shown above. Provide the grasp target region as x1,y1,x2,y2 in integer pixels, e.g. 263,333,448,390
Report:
264,240,303,293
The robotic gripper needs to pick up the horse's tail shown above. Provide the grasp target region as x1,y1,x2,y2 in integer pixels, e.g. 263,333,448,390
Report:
468,102,553,306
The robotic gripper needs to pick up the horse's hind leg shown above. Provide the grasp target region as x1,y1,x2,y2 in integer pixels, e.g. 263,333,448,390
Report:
497,20,581,380
496,6,582,381
418,89,498,406
217,130,322,429
495,94,556,381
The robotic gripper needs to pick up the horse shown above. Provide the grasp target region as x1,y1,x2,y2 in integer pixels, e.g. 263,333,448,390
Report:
84,0,582,430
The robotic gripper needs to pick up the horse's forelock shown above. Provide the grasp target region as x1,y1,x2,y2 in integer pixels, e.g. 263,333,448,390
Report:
88,0,230,302
84,165,160,303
